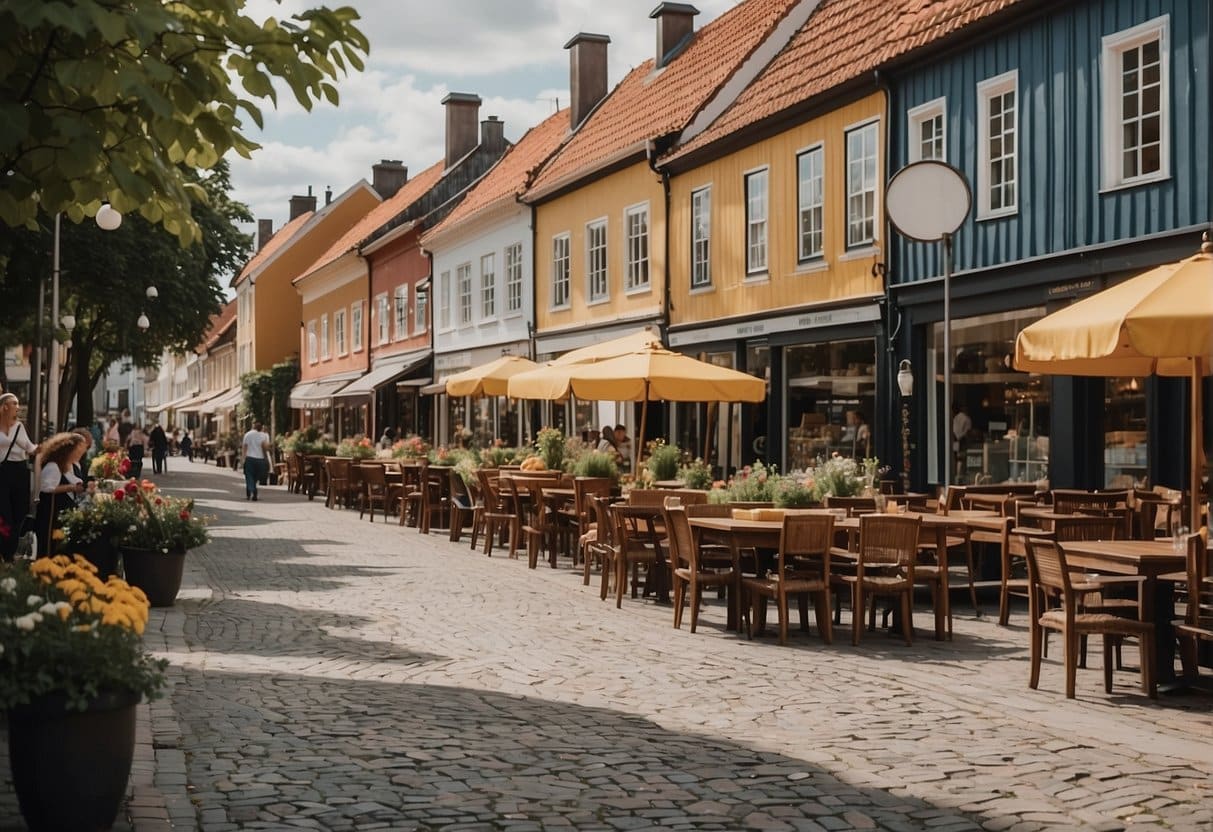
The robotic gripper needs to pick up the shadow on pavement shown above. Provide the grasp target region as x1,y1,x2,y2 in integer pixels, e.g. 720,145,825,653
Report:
189,538,420,594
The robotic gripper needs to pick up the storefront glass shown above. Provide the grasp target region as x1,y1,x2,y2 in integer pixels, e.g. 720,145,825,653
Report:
785,339,875,471
674,350,739,477
1104,377,1148,488
930,308,1047,485
745,345,770,465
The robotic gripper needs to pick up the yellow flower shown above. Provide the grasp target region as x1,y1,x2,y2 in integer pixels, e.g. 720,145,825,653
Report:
57,604,71,622
51,529,65,542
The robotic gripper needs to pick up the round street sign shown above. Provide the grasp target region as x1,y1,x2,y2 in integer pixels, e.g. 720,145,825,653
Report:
885,160,971,242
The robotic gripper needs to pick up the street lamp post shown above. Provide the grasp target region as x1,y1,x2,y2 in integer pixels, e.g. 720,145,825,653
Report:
897,359,914,492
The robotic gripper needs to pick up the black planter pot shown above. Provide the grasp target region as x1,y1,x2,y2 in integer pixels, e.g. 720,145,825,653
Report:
8,689,139,832
77,539,120,579
120,547,186,607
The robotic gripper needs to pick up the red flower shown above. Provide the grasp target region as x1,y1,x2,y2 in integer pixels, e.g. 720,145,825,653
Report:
179,510,191,521
119,458,131,475
154,497,163,506
113,490,125,502
124,481,138,495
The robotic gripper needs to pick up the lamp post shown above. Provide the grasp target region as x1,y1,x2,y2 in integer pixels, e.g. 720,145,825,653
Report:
897,359,914,492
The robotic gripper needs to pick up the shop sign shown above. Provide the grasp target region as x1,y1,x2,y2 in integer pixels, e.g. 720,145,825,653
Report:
435,352,471,371
669,304,880,348
1046,278,1097,298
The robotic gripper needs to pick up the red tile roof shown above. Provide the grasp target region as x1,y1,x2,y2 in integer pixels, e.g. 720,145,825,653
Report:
230,210,312,288
526,0,801,199
425,109,570,242
668,0,1027,162
299,160,445,281
197,299,237,354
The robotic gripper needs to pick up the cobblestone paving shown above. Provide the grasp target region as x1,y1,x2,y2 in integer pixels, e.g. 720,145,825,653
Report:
4,460,1211,831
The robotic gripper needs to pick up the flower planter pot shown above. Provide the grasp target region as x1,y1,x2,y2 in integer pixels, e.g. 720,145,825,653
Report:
8,688,139,832
120,547,186,607
78,538,120,580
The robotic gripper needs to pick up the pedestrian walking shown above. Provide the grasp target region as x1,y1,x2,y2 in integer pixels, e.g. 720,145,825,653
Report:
149,423,169,474
180,429,193,462
241,421,271,501
34,433,88,557
0,393,37,562
126,424,148,480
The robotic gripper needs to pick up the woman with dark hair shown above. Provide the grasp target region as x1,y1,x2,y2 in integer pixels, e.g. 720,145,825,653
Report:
0,393,38,561
34,432,87,557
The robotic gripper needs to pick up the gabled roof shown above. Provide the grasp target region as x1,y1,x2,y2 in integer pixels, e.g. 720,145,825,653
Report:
524,0,801,201
667,0,1028,163
424,108,569,244
299,161,445,282
229,210,312,288
197,299,237,355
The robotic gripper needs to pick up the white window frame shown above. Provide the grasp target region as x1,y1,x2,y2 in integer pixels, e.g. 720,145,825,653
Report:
375,292,389,346
907,96,947,163
551,233,571,310
585,218,608,304
351,302,363,353
457,262,473,326
393,284,408,341
796,144,825,262
319,313,330,360
623,202,650,293
976,70,1019,219
480,253,496,322
744,167,768,276
438,271,451,331
335,308,347,357
414,286,427,333
1101,15,1170,190
306,319,317,365
504,242,523,315
690,186,712,289
844,119,880,247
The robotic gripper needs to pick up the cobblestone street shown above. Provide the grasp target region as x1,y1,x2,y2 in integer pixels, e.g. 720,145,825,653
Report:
4,460,1212,831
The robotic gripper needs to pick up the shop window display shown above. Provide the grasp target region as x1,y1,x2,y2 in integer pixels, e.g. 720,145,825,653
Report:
785,339,875,471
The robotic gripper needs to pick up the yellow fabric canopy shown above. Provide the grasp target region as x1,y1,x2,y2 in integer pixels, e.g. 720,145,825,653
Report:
547,327,664,366
443,355,538,398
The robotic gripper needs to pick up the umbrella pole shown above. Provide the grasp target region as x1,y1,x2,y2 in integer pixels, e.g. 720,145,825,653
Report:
1192,358,1204,530
637,383,649,474
704,402,716,464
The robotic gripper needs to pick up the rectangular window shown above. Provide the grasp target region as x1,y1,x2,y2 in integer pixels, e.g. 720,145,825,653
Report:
845,121,879,246
335,309,346,356
414,287,427,333
690,186,711,288
586,219,608,302
306,320,317,365
908,97,946,162
624,204,649,291
351,302,363,353
438,271,451,330
480,253,496,320
319,314,330,359
745,169,768,274
977,70,1018,217
394,284,408,340
457,263,472,325
505,242,523,313
376,293,389,345
1102,16,1169,188
796,146,824,261
551,233,570,309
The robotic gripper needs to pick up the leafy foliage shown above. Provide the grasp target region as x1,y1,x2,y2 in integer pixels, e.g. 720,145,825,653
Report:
678,458,713,490
535,428,566,472
572,450,619,480
0,0,369,244
645,440,681,482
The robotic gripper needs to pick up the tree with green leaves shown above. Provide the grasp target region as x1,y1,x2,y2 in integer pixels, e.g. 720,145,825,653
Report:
0,0,368,244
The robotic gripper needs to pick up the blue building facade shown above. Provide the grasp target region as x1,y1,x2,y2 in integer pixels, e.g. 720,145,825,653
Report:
883,0,1211,492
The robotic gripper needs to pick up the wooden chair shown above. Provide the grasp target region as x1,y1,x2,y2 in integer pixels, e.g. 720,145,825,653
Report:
1177,529,1212,684
284,452,298,494
324,457,353,509
824,495,877,517
606,502,659,608
1052,489,1132,539
400,461,427,528
587,497,620,600
742,513,834,645
505,476,559,569
837,514,922,646
477,469,517,557
359,463,401,523
1133,489,1180,540
293,452,317,498
663,501,736,634
1024,539,1156,699
573,477,613,571
448,468,482,544
420,465,452,534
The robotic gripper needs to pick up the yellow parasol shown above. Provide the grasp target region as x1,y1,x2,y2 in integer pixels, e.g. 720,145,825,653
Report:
444,355,538,398
547,326,663,366
1014,235,1213,527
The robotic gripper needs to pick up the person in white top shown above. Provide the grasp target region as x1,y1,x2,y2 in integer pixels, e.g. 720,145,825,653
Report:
241,421,272,501
34,433,88,557
0,393,38,561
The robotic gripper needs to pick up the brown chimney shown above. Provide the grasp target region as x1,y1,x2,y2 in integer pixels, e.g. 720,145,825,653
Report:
257,219,274,251
650,3,698,68
564,33,610,130
442,92,482,169
372,159,408,199
480,116,505,154
288,186,317,220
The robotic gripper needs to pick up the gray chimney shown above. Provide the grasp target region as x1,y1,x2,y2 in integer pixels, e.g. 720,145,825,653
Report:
324,185,333,205
288,186,317,220
372,159,408,199
650,3,698,68
564,33,610,130
480,116,506,154
257,219,274,251
442,92,482,169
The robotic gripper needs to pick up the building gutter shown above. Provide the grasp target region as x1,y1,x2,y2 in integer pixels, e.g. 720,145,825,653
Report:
647,139,673,345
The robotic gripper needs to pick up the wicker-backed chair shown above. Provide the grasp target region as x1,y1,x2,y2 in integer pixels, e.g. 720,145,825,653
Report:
664,501,736,634
742,513,835,644
1177,529,1213,684
837,514,922,646
1024,538,1156,699
477,469,517,557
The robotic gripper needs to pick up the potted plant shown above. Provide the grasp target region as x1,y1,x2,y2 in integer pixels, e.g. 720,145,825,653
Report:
645,440,682,483
773,477,817,509
573,449,619,481
707,461,780,505
88,450,130,485
679,458,713,491
535,427,566,472
58,494,141,578
392,434,431,460
0,555,166,832
336,435,376,460
111,480,210,607
808,454,863,499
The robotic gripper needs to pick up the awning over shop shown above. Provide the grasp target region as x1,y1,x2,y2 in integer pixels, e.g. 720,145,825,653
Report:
333,350,429,400
176,390,220,415
147,392,196,414
288,371,363,410
199,386,243,415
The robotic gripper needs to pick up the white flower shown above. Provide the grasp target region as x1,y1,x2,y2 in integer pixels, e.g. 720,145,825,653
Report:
14,613,41,630
0,577,16,593
26,595,43,607
38,602,58,616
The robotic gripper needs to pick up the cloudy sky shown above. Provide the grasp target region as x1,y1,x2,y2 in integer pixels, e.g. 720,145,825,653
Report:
231,0,739,233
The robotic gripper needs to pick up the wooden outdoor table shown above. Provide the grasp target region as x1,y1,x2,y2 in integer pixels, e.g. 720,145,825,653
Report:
1057,539,1186,687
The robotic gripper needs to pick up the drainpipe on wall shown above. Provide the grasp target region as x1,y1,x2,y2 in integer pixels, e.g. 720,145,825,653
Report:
646,138,672,346
357,251,373,438
873,68,902,487
518,191,541,440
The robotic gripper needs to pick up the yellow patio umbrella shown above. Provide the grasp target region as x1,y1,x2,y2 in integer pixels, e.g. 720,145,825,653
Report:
1014,235,1213,527
443,355,538,398
547,326,663,366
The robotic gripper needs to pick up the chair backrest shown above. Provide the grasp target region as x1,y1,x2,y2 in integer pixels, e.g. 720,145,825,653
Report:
1052,489,1129,512
449,468,472,507
686,502,732,518
1052,515,1120,542
662,501,696,570
778,514,834,578
1024,539,1076,614
574,477,613,526
362,463,387,492
327,457,351,478
825,495,877,517
510,476,551,527
628,488,707,507
590,496,617,549
1185,528,1211,628
858,514,921,567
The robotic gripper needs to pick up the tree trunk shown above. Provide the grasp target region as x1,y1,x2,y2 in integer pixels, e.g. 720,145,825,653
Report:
74,343,96,427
